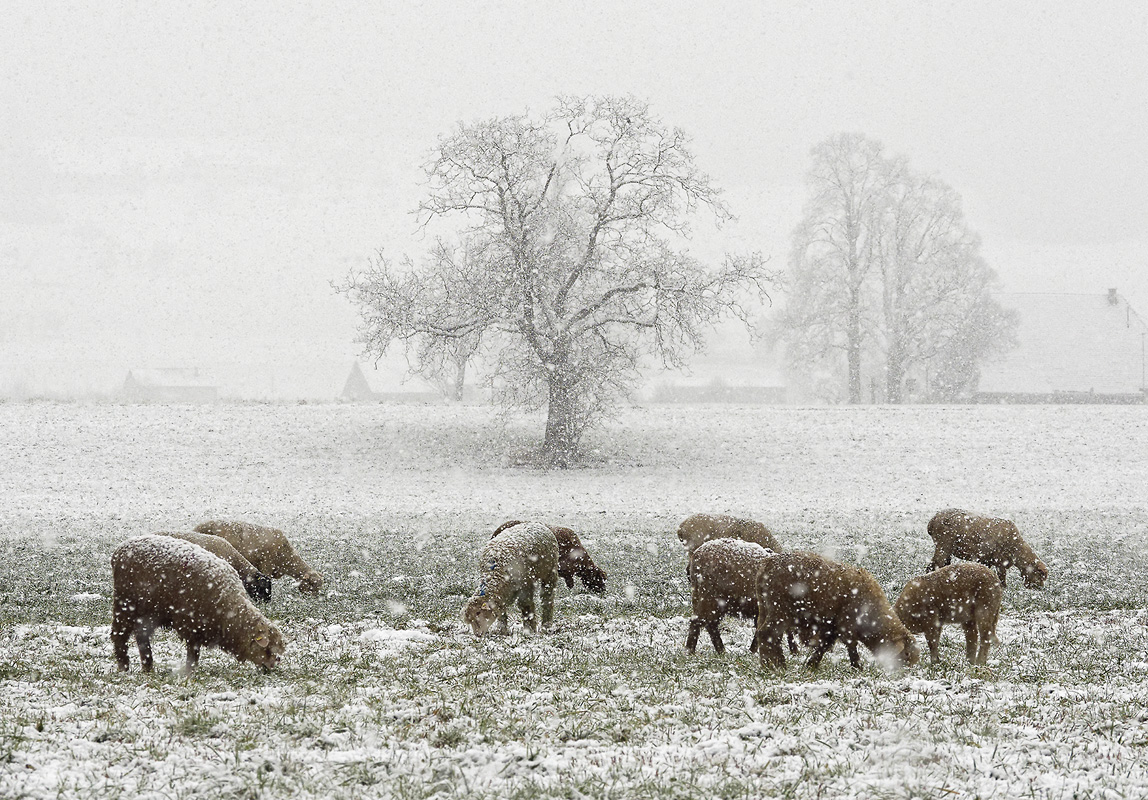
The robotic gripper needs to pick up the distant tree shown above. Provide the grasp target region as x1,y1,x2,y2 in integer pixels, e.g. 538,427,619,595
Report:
778,133,1016,403
339,96,772,466
928,296,1019,401
779,134,894,403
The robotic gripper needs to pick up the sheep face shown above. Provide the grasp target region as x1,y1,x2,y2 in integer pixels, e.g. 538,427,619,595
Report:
245,624,286,669
249,625,285,667
581,566,607,595
873,631,920,671
463,597,502,635
1022,559,1049,589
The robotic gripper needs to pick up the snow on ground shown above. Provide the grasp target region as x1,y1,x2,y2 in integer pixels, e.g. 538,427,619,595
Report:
2,402,1148,798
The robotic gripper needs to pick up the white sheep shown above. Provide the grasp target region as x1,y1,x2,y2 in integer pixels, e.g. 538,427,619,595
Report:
111,534,286,672
463,521,559,635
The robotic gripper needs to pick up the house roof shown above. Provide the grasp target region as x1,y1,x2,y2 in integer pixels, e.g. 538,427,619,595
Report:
979,291,1148,395
125,368,217,388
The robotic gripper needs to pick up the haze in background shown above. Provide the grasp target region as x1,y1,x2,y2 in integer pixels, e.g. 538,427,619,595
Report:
3,1,1145,399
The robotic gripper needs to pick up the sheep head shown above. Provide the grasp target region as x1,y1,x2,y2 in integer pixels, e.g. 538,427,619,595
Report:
298,571,325,595
1022,559,1049,589
463,596,500,635
247,624,286,669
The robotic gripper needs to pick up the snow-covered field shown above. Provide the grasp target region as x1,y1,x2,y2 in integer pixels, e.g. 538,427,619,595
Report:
3,402,1148,798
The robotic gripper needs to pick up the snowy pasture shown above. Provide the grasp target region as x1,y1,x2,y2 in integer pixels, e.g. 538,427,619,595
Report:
2,402,1148,798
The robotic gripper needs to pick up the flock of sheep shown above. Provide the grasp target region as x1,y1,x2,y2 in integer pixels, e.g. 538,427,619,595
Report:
109,509,1048,676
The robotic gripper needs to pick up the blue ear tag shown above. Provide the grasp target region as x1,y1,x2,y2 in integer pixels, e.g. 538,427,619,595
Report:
478,577,487,596
488,558,497,571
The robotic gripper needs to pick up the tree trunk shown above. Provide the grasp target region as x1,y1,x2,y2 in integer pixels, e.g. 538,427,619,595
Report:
886,341,906,404
451,358,466,402
543,367,579,468
847,288,863,404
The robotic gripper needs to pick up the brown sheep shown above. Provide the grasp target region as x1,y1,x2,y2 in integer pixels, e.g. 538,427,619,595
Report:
492,520,607,594
893,563,1003,665
111,534,286,672
195,520,324,595
465,521,559,635
677,514,782,577
686,537,789,655
156,530,272,602
756,551,919,672
926,509,1048,588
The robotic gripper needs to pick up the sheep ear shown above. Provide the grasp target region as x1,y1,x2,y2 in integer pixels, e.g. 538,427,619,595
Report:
255,634,270,646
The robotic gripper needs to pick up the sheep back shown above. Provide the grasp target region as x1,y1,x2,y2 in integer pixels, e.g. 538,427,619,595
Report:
155,530,272,602
492,520,607,594
927,509,1048,588
111,534,285,672
466,521,559,635
677,514,782,559
756,551,918,671
195,519,324,594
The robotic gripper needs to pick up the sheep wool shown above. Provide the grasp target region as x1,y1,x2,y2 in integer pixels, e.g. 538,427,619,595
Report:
155,530,273,602
195,520,324,595
687,537,778,655
111,534,286,673
893,562,1003,665
465,521,559,635
927,508,1049,588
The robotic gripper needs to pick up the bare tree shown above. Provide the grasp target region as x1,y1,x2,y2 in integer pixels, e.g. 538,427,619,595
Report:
339,96,772,466
780,134,893,403
778,133,1016,403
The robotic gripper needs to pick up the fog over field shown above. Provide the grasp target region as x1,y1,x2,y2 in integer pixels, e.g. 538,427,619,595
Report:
3,2,1147,398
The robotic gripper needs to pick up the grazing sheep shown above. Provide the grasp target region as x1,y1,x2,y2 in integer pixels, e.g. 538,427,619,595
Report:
893,563,1003,665
111,534,286,673
677,514,782,577
492,520,607,594
195,520,324,594
464,521,559,635
686,537,787,655
926,509,1048,588
756,551,919,672
155,530,272,602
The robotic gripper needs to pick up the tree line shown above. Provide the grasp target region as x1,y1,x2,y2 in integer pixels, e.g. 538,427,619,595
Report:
339,97,1016,467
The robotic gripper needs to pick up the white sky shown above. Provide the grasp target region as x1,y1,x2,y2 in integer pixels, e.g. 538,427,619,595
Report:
2,0,1146,393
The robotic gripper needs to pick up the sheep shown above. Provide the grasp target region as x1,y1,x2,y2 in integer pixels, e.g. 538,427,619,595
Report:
686,537,783,655
155,530,272,602
755,551,919,672
111,534,286,673
464,521,559,635
893,563,1003,666
677,513,782,577
926,508,1048,588
195,520,324,595
492,520,607,594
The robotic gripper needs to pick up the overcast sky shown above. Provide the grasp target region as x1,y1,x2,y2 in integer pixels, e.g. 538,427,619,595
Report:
3,0,1146,393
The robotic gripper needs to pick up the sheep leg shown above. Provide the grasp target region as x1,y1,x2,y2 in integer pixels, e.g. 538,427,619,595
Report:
846,640,862,670
705,620,725,655
926,546,950,573
517,586,537,633
756,620,787,669
995,564,1008,586
494,613,510,635
963,622,979,664
185,641,201,672
787,630,799,655
806,630,839,670
111,600,132,671
925,626,943,665
135,623,155,673
686,618,705,653
539,574,556,629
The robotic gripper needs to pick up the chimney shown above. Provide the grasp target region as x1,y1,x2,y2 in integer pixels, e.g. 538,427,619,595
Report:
1108,288,1119,306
